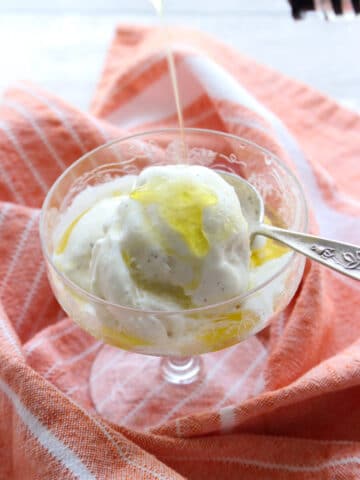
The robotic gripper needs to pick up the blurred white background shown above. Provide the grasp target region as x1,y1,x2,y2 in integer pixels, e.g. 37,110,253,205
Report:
0,0,359,112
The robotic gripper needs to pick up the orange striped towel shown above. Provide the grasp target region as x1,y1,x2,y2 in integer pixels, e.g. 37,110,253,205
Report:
0,25,360,479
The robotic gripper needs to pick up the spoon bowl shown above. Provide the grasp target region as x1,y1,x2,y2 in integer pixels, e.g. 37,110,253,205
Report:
219,171,264,230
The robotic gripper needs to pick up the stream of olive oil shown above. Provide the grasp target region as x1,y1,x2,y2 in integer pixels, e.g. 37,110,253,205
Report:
150,0,187,159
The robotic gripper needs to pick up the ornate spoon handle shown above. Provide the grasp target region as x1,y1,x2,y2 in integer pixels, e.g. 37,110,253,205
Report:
257,224,360,281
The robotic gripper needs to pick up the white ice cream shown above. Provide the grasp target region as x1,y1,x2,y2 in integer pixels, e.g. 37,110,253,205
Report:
53,165,292,354
55,165,250,310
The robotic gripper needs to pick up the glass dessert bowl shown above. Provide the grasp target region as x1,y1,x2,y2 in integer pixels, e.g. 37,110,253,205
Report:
40,128,307,386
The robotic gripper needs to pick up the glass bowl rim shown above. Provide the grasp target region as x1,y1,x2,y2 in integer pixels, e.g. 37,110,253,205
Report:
40,127,309,315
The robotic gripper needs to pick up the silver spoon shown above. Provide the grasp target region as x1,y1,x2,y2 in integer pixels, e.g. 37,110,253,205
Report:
221,172,360,281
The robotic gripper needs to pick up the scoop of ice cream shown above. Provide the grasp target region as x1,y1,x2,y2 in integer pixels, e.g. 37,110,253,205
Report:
53,165,293,353
90,165,250,310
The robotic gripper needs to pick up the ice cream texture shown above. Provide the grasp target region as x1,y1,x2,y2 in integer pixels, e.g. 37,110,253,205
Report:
53,165,290,353
55,165,250,309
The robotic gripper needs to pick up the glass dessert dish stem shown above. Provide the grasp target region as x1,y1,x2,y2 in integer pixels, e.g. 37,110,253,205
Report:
161,356,203,384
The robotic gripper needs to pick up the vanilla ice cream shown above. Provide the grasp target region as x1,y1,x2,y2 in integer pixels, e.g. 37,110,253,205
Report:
53,164,292,354
55,165,250,310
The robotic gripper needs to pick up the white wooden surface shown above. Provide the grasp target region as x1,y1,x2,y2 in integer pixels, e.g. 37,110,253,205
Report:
0,0,359,112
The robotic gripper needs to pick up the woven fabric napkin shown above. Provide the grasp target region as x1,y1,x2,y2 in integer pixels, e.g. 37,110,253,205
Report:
0,25,359,479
